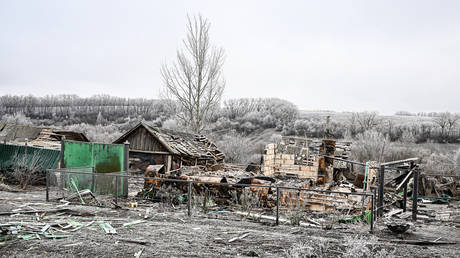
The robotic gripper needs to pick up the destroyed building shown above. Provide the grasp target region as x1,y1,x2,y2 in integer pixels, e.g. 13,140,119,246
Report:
0,124,90,179
113,121,225,171
262,136,352,184
0,123,89,149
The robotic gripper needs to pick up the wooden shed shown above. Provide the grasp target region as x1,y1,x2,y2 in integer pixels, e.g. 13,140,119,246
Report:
0,124,89,149
113,121,225,171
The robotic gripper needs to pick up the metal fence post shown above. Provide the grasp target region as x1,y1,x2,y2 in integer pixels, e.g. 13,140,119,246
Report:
276,186,280,226
59,138,66,193
123,141,130,197
377,165,385,216
373,187,377,223
412,166,419,221
91,166,95,193
46,170,49,202
115,175,119,204
370,193,374,232
188,181,192,217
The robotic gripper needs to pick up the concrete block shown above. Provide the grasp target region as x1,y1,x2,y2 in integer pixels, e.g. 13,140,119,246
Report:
283,159,295,165
267,144,276,149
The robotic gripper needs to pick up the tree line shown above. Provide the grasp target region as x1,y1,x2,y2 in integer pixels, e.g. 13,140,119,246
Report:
1,94,459,144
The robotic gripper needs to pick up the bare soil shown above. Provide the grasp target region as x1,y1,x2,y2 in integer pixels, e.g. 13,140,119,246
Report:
1,187,459,257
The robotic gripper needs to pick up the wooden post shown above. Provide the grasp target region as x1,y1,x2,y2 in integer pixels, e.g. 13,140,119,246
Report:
166,155,172,173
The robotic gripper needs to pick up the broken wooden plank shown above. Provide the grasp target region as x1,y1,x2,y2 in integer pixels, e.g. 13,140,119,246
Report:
396,170,413,191
228,232,250,243
122,220,146,228
0,208,70,216
232,210,319,228
379,238,456,246
118,238,149,245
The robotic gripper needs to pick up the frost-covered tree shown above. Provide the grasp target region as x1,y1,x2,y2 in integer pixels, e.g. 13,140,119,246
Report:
161,14,225,133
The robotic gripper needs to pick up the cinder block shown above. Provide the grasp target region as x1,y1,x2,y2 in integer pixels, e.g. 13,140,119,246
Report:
300,166,310,172
267,143,276,149
283,159,295,165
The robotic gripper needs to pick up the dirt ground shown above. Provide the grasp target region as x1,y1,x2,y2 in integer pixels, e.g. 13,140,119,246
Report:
1,187,459,258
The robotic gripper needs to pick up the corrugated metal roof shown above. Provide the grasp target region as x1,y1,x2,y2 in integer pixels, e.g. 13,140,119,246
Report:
0,143,60,171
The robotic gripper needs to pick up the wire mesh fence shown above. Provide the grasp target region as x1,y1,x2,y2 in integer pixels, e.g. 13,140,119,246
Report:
46,167,376,231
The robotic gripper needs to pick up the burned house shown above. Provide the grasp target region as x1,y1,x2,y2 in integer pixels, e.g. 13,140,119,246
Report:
262,136,352,184
113,122,225,171
0,124,89,149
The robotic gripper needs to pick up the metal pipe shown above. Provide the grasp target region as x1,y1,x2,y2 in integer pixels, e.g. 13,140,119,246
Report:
370,191,375,232
381,157,418,166
276,187,280,226
412,166,419,221
91,166,95,193
319,155,367,166
378,165,385,217
115,175,119,204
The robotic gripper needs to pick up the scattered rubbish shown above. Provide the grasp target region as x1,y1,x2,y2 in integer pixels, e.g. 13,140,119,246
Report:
134,248,144,258
66,188,101,206
228,232,250,243
122,220,145,228
385,220,412,234
40,224,51,234
98,221,117,234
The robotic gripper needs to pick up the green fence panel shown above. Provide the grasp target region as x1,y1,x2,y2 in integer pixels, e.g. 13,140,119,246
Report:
0,143,60,172
63,141,126,196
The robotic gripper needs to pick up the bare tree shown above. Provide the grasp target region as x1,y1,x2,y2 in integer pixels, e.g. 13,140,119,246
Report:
446,113,460,137
161,14,225,133
433,112,459,139
350,111,379,134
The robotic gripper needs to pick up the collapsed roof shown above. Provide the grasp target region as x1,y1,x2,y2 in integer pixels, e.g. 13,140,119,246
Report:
0,124,89,149
114,121,225,163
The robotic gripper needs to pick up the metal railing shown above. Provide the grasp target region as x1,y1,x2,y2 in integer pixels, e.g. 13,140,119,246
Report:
46,168,377,232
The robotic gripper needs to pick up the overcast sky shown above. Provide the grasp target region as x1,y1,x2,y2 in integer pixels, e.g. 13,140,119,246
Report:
0,0,459,114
